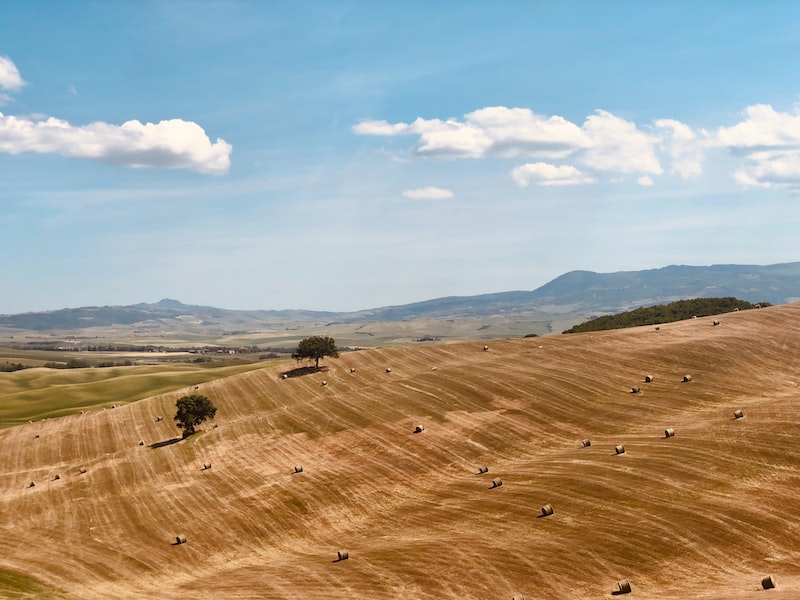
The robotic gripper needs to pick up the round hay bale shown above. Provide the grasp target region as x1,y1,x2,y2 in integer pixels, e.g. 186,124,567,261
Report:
175,535,187,545
761,575,775,590
615,444,626,455
337,550,349,560
713,320,720,326
79,467,87,474
490,477,503,488
385,368,392,373
655,326,660,331
431,366,438,371
34,434,40,439
682,374,692,382
630,386,640,394
281,373,288,380
350,368,356,373
138,440,145,446
53,474,60,481
202,462,212,470
541,503,554,516
733,409,744,419
321,380,327,386
294,465,303,473
581,438,592,448
414,424,425,433
664,428,675,438
80,410,85,414
483,345,489,351
27,481,35,488
644,375,654,383
616,579,632,594
477,465,489,474
155,416,163,422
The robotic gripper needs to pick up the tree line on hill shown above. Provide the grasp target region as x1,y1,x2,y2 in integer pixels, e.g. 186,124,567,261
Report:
562,297,770,334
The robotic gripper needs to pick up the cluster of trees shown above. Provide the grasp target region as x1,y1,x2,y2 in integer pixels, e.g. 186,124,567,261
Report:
0,362,28,372
563,297,769,334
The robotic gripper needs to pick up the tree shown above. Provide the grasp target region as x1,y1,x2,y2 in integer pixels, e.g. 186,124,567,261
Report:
174,394,217,438
292,335,339,369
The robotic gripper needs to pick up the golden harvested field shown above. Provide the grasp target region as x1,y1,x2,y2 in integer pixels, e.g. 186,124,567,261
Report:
1,304,799,599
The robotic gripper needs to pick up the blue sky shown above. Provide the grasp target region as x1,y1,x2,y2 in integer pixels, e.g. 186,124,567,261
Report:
2,1,800,314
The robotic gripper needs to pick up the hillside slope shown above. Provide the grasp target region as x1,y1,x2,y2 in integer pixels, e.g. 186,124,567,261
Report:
1,304,799,598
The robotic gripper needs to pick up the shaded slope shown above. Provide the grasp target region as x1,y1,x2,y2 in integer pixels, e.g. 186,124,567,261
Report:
1,305,799,598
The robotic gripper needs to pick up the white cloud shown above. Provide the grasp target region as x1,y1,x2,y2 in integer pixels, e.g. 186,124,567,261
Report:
0,56,26,91
715,104,800,190
402,186,454,200
654,118,704,178
580,110,662,174
355,106,589,159
0,113,232,174
511,162,595,187
637,176,654,186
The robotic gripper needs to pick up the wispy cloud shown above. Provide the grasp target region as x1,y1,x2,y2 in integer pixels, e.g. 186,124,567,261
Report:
0,56,26,91
402,186,454,199
0,57,231,174
511,162,595,186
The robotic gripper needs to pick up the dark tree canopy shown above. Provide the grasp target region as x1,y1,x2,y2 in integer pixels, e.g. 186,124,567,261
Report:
292,336,339,369
174,394,217,437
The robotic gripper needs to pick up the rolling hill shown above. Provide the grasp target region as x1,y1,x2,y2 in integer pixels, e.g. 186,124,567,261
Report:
1,303,799,598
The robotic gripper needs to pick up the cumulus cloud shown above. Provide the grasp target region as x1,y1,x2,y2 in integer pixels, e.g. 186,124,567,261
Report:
637,176,654,186
0,113,232,174
715,104,800,190
402,186,454,200
581,110,662,174
511,162,595,187
654,118,704,178
355,106,589,159
0,56,26,91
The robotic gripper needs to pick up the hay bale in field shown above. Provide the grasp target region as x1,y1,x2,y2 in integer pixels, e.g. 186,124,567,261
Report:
26,481,35,488
682,374,692,382
431,366,438,371
174,535,187,545
80,410,85,414
321,380,327,386
734,307,740,311
615,445,626,455
34,434,40,439
213,423,218,428
350,368,356,373
79,467,87,474
615,579,632,594
414,424,425,433
762,575,775,590
541,503,554,517
755,303,761,309
138,440,145,446
630,386,640,394
294,465,303,473
281,373,288,380
385,368,392,373
490,477,503,488
581,438,592,448
733,409,744,419
713,320,720,326
337,550,349,561
655,326,660,331
483,345,489,351
477,465,489,474
644,374,654,383
155,416,163,422
53,474,60,481
692,315,697,319
202,463,212,470
664,428,675,438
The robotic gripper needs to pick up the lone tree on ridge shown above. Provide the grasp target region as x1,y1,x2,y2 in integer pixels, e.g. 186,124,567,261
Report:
174,394,217,438
292,336,339,369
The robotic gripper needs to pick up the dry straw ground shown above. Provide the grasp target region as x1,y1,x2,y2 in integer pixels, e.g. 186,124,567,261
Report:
1,304,799,598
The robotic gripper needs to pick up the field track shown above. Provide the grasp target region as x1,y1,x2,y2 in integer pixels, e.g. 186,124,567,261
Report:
1,304,799,598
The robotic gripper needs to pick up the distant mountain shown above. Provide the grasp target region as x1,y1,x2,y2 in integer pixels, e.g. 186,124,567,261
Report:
1,262,798,331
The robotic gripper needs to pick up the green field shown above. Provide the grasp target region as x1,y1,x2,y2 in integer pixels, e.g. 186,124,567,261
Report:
0,359,274,428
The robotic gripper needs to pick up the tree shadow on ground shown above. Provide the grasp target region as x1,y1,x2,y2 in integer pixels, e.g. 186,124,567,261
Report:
280,366,329,379
149,437,182,449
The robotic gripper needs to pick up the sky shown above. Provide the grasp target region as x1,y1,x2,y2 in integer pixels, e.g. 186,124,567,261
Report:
2,1,800,314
